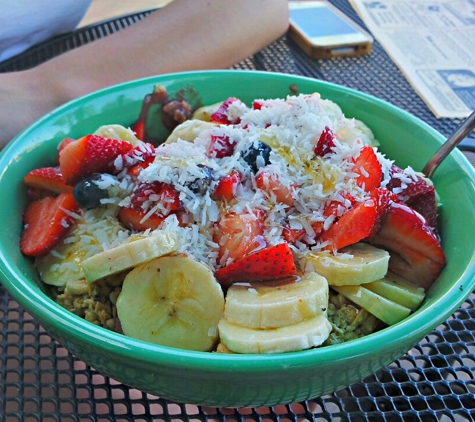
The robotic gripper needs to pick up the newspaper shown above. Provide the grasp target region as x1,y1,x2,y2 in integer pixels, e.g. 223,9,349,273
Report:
349,0,475,119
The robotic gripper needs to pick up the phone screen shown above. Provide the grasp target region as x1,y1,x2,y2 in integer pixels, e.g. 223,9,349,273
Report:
290,6,359,38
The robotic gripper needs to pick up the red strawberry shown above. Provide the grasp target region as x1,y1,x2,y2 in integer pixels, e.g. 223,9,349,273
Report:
57,137,75,153
126,156,155,178
121,142,156,167
371,187,398,211
368,187,399,236
131,119,146,141
117,206,165,231
352,146,382,192
318,198,379,251
386,165,438,231
282,226,306,244
23,167,73,195
213,211,266,263
314,126,336,157
255,170,295,207
311,193,356,237
212,170,242,202
20,193,80,256
214,243,297,286
59,135,134,185
118,206,186,231
368,202,446,290
209,134,237,158
252,100,264,110
408,190,438,233
119,143,156,176
210,97,245,125
131,182,181,215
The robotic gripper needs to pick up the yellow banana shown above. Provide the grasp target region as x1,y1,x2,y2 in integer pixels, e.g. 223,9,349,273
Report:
117,256,224,352
223,272,328,329
300,243,389,286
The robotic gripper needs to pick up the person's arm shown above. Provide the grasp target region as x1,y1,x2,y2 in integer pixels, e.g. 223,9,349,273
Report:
0,0,289,149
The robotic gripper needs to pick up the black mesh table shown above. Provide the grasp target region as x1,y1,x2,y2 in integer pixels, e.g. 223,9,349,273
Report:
1,1,474,421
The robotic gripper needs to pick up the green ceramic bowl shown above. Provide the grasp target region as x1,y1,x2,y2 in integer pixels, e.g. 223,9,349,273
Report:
1,70,474,407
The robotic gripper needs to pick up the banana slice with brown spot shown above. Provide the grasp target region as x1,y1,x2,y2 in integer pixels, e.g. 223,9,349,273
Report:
223,272,328,329
116,255,224,352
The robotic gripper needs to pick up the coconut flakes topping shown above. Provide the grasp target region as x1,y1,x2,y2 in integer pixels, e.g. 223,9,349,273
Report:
117,93,392,266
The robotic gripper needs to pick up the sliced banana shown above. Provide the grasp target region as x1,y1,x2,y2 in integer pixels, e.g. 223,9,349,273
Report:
332,285,411,326
165,119,217,144
36,239,88,287
116,256,224,351
94,124,141,146
192,102,223,121
300,243,389,286
81,232,178,283
223,272,328,329
37,209,126,286
364,272,425,311
218,314,332,354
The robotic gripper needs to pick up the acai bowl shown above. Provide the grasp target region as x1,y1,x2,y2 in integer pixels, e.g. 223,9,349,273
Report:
0,70,474,407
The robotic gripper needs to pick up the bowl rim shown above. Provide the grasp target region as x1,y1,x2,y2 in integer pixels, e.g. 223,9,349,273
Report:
1,69,475,373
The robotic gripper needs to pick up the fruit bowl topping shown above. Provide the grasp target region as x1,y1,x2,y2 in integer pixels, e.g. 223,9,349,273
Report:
19,88,446,354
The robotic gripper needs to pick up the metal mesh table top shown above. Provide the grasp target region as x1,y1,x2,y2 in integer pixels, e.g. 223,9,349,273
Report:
1,1,474,421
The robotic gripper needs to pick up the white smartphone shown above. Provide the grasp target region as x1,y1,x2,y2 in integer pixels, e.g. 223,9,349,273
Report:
288,1,373,59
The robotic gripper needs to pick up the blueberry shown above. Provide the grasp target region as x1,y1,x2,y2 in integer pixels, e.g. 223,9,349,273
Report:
187,164,215,195
241,141,272,173
73,173,111,209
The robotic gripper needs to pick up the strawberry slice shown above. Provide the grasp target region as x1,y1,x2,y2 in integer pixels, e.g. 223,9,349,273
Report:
368,187,399,236
20,193,80,256
131,119,146,141
131,182,181,215
119,142,156,176
59,135,134,185
212,170,242,202
386,165,438,231
126,156,155,178
368,202,446,290
352,146,382,192
408,190,438,233
255,170,295,207
57,137,75,153
214,243,297,286
118,206,166,231
311,193,356,237
314,126,336,157
118,206,186,231
23,166,73,195
318,198,378,251
282,226,306,244
209,134,237,158
252,100,264,110
121,142,156,168
213,211,266,264
210,97,245,125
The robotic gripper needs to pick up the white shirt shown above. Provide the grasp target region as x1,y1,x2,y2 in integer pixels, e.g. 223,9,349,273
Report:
0,0,92,62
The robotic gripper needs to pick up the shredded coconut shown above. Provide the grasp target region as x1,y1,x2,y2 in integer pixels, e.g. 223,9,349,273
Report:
39,93,399,279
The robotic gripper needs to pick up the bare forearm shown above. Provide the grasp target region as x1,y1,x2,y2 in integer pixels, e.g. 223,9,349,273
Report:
36,0,289,98
0,0,288,149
